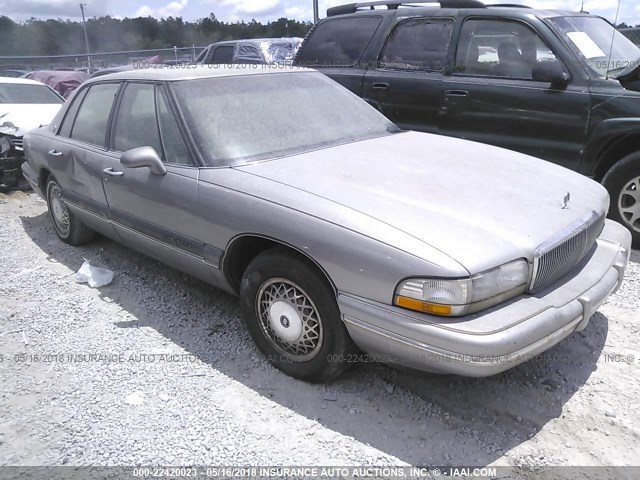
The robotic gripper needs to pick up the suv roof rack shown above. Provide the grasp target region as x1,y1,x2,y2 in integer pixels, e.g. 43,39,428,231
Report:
327,1,486,17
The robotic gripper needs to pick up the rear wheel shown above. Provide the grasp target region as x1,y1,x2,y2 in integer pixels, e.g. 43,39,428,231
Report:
239,247,356,382
603,152,640,248
45,177,95,245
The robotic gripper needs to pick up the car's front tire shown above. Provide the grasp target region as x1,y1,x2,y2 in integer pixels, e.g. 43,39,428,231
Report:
603,152,640,248
45,177,95,245
239,247,357,382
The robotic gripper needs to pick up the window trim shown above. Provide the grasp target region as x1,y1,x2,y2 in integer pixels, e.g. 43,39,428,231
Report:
377,16,456,73
66,81,123,149
452,15,569,82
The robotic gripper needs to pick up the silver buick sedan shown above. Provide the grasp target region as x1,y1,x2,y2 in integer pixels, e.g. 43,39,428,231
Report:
22,66,631,382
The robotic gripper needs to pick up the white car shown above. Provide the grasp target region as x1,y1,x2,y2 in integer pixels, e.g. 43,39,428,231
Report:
0,77,63,189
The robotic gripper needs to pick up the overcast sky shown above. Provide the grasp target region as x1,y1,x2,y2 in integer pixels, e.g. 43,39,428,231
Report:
0,0,639,25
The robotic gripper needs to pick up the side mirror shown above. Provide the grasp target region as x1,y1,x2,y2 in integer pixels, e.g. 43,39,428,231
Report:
120,146,167,176
532,59,570,87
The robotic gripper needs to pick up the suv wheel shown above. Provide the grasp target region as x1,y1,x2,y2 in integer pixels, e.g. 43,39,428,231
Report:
45,177,95,245
239,247,357,382
603,152,640,247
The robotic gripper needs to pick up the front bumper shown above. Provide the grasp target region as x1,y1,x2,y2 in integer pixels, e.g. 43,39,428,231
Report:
340,219,632,377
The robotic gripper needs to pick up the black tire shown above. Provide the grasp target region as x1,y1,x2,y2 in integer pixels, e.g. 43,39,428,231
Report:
603,152,640,248
239,247,357,383
45,177,95,246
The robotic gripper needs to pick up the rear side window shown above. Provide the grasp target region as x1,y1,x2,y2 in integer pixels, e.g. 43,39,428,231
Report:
212,45,235,64
70,83,120,147
380,18,454,72
296,17,382,67
58,87,88,138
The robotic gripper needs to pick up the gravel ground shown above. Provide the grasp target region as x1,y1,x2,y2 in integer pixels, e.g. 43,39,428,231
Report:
1,191,639,469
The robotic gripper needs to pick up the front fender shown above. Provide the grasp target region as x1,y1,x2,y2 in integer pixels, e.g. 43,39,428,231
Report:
580,117,640,177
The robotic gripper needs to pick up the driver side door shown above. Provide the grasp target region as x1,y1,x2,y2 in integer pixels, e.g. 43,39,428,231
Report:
101,82,218,284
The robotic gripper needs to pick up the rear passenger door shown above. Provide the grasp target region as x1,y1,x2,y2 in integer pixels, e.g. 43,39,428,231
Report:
363,17,455,133
295,16,383,95
47,81,122,238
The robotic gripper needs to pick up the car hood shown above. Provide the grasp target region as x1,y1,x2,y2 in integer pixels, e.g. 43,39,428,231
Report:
0,104,62,136
235,131,609,274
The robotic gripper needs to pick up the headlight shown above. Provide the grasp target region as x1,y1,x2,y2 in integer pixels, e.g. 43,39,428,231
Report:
394,259,529,316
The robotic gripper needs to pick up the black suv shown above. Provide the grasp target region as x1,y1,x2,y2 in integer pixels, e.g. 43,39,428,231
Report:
294,0,640,245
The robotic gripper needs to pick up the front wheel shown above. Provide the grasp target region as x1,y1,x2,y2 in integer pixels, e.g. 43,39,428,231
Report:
239,247,357,382
603,152,640,248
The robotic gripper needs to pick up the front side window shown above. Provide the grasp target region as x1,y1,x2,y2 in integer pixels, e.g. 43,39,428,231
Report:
455,19,560,80
70,83,120,147
379,18,454,72
156,89,191,165
295,17,382,67
548,16,640,77
172,71,397,165
112,83,162,155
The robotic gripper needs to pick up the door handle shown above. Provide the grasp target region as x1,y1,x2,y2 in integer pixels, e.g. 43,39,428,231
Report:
444,90,469,98
48,150,63,157
103,167,124,177
372,82,390,91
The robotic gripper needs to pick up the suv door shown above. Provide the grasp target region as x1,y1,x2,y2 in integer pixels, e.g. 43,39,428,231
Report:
439,17,590,169
47,82,121,238
362,17,455,133
100,82,217,283
295,15,383,95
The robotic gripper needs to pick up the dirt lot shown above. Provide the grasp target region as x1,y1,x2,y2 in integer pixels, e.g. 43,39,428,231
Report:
1,191,639,470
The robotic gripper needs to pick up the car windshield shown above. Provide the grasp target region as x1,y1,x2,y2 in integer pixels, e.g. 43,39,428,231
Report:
0,83,63,104
172,71,397,165
548,16,640,77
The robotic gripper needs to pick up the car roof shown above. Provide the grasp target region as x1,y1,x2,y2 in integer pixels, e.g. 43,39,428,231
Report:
89,65,314,83
0,76,48,86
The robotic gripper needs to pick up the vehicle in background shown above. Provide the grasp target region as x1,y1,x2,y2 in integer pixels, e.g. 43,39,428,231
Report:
196,38,303,65
0,77,63,190
24,70,89,98
293,0,640,246
21,66,631,382
0,70,28,78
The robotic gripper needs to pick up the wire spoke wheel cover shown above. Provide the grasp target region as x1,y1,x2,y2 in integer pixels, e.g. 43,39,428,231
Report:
256,277,324,362
618,175,640,234
48,183,70,236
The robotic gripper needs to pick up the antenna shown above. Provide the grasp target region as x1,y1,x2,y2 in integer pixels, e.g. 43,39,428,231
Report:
605,0,621,80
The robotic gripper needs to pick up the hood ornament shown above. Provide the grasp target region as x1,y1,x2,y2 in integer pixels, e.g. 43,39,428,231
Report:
561,192,571,209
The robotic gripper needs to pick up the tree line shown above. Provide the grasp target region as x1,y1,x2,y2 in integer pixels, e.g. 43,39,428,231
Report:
0,14,313,57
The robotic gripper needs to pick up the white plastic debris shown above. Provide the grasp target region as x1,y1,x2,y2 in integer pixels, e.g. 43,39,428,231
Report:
75,260,114,288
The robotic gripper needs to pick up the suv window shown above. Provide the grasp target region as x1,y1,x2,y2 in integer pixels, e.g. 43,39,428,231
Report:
70,83,120,147
211,45,235,64
296,17,382,67
112,83,162,154
455,18,560,80
156,89,192,166
380,18,454,72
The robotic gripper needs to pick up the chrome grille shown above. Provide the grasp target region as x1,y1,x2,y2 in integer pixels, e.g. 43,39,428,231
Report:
10,137,23,151
529,210,605,293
